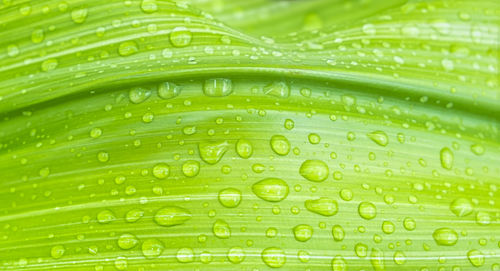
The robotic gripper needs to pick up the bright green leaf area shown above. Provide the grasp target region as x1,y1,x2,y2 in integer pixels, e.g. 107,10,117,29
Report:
0,0,499,270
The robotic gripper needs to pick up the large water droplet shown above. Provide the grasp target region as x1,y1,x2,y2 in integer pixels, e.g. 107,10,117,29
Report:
358,202,376,220
450,198,473,217
213,219,231,239
152,163,170,179
467,249,484,267
227,247,245,264
51,245,65,259
440,147,454,170
476,211,491,225
71,8,88,23
381,221,395,234
182,160,200,177
270,135,290,156
261,247,286,268
170,26,192,47
218,188,242,208
367,131,389,146
203,78,232,97
252,178,289,202
305,197,338,216
157,82,180,99
355,243,368,258
154,206,191,226
470,143,485,155
176,247,194,263
97,209,115,224
142,239,164,258
293,224,313,242
299,160,329,182
393,251,406,265
403,217,416,231
125,209,144,223
332,225,345,241
31,28,44,43
432,227,458,246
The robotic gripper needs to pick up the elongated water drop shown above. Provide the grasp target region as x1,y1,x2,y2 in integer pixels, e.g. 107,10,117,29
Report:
198,140,229,164
299,160,329,182
432,227,458,246
261,247,286,268
252,178,289,202
367,131,389,146
203,78,232,97
304,197,338,216
154,206,191,226
440,147,454,170
270,135,290,156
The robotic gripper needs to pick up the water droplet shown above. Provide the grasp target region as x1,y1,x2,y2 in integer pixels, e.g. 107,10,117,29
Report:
261,247,286,268
252,178,289,202
308,133,321,144
332,225,345,241
97,151,109,162
476,211,491,225
154,206,191,226
114,257,127,270
213,219,231,239
152,163,170,179
200,251,212,264
118,234,139,250
203,78,232,97
332,255,347,271
450,198,473,217
176,247,194,263
305,197,338,216
41,59,58,72
182,160,200,177
270,135,290,156
362,24,376,35
401,24,419,36
339,189,353,201
467,249,484,267
293,224,313,242
39,167,50,177
31,28,44,43
440,147,454,170
140,0,158,13
125,209,144,223
97,209,115,224
198,140,229,164
170,26,192,47
382,221,395,234
218,188,242,208
90,127,102,138
51,245,65,259
228,247,245,264
236,139,253,159
393,251,406,265
367,131,388,146
358,202,376,220
403,217,416,231
129,86,152,104
299,159,329,182
470,144,484,155
355,243,368,257
297,250,310,263
71,8,87,23
142,239,164,258
284,119,294,130
157,82,180,99
118,41,139,56
433,228,458,246
7,44,19,57
441,58,454,71
370,248,385,271
263,81,290,98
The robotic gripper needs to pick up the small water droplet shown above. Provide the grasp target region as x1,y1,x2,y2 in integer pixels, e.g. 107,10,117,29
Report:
71,8,88,23
293,224,313,242
90,127,102,138
152,163,170,179
118,41,139,56
355,243,368,258
476,211,491,225
140,0,158,13
305,197,338,216
41,59,58,72
198,140,229,164
182,160,200,177
450,198,473,217
467,249,484,267
129,86,152,104
433,227,458,246
170,26,192,47
403,217,416,231
227,247,245,264
236,139,253,159
370,248,385,271
470,144,484,155
332,255,347,271
203,78,232,97
31,28,44,43
261,247,286,268
213,219,231,239
7,44,19,57
367,131,388,146
154,206,191,226
97,209,115,223
141,239,164,258
118,233,139,250
252,178,289,202
270,135,290,156
299,160,329,182
125,209,144,223
332,225,345,241
382,221,395,234
157,82,180,99
440,147,454,170
97,151,109,162
51,245,65,259
176,247,194,263
218,188,242,208
358,202,376,220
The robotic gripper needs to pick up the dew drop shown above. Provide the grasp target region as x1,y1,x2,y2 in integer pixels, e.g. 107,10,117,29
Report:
261,247,286,268
176,247,194,263
403,217,416,231
252,178,289,202
332,255,347,271
213,219,231,239
170,26,192,47
118,233,139,250
141,239,164,258
157,82,180,99
299,159,329,182
367,131,388,146
305,197,338,216
332,225,345,241
31,28,44,43
203,78,232,97
129,86,152,104
293,224,313,242
152,163,170,179
90,128,102,138
236,139,253,159
97,209,115,224
382,221,395,234
140,0,158,13
71,8,88,23
358,202,377,220
440,147,454,170
370,248,385,271
154,206,191,226
450,198,473,217
270,135,290,156
467,249,484,267
263,81,290,98
227,247,245,264
41,59,58,72
198,140,229,164
125,209,144,223
432,227,458,246
51,245,65,259
355,243,368,258
218,188,242,208
476,211,491,225
470,144,484,155
393,251,406,265
182,160,200,177
118,41,139,56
